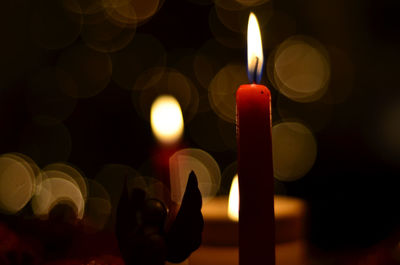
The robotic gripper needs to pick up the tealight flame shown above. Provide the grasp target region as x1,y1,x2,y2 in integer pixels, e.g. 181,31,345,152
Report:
151,95,184,145
228,174,239,221
247,12,264,84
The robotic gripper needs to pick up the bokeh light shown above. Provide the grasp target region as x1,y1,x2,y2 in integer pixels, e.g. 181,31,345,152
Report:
193,40,236,92
32,170,85,219
209,63,247,123
84,179,112,231
193,40,236,114
169,148,221,204
0,153,36,214
272,121,317,181
105,0,161,25
133,68,199,123
44,163,87,200
30,0,82,50
81,12,136,53
227,174,239,221
57,44,112,98
150,95,184,146
271,36,330,102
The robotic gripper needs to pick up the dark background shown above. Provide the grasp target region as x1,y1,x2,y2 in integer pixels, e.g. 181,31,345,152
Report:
0,0,399,254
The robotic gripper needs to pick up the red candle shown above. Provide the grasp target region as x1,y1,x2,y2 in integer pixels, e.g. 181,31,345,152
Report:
236,13,275,265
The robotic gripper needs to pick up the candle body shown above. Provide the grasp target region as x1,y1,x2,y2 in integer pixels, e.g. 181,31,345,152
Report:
236,84,275,265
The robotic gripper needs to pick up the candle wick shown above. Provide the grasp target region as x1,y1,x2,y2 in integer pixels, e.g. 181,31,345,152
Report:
253,57,259,84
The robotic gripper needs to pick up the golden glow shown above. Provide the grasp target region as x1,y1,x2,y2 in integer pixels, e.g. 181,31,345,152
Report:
151,95,184,145
247,12,263,83
227,174,239,221
32,173,85,219
169,148,221,204
272,122,317,181
273,36,330,102
0,154,36,214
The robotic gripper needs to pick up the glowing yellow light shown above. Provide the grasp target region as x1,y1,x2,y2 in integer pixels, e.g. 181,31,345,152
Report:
227,174,239,221
247,12,263,82
151,95,184,145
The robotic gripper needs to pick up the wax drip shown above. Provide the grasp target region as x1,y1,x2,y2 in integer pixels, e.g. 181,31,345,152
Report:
253,57,259,84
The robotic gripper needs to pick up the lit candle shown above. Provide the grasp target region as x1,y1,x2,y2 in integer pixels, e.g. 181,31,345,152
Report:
236,13,275,265
150,95,184,190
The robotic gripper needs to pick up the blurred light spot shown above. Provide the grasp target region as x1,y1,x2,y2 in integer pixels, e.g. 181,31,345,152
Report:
26,68,77,123
134,67,166,92
81,12,136,53
209,8,244,49
104,0,161,25
151,95,184,146
227,174,239,221
272,121,317,181
169,148,221,204
0,154,36,214
30,0,82,50
272,36,330,102
193,40,236,113
19,121,72,165
112,34,166,90
44,163,87,200
134,68,198,123
84,179,112,231
57,44,112,98
32,173,85,219
103,0,138,27
247,12,263,83
209,63,247,123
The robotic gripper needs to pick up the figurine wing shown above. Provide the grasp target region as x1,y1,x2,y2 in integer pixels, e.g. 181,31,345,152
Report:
165,171,204,263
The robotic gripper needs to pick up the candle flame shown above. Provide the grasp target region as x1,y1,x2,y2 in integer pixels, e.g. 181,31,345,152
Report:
227,174,239,221
247,12,263,84
150,95,184,145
